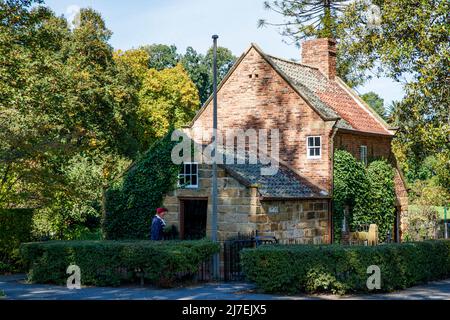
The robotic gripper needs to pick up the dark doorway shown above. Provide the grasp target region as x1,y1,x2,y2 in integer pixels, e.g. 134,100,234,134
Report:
180,199,207,240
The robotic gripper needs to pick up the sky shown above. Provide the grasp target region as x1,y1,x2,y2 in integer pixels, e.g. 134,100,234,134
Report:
44,0,405,107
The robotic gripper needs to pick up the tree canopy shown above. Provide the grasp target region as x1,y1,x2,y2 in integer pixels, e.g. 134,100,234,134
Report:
361,91,386,120
0,2,141,208
141,44,179,70
114,49,200,149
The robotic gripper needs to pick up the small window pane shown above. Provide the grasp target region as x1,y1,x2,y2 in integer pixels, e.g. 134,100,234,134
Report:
315,148,320,156
360,146,367,165
309,149,314,156
308,137,314,146
179,163,198,188
315,137,320,146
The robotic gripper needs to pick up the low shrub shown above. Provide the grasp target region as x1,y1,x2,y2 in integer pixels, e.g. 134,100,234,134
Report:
0,209,34,273
241,240,450,295
20,239,219,287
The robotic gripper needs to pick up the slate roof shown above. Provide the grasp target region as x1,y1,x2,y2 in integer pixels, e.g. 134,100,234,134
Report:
216,151,329,199
265,54,392,135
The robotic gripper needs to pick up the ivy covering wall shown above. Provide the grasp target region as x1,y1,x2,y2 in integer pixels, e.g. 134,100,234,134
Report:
333,150,396,242
102,131,182,239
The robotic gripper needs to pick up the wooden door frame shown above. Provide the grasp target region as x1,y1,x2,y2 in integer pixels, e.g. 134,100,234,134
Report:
178,197,208,240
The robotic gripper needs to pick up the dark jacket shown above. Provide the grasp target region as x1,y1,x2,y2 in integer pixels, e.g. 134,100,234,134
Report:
151,215,165,240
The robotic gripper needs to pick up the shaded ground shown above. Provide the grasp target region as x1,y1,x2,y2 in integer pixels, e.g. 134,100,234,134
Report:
1,274,449,300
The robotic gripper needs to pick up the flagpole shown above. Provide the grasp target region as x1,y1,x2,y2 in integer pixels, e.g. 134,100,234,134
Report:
211,34,219,280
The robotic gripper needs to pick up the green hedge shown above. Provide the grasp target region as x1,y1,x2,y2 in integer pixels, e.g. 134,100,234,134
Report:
0,209,34,273
241,241,450,295
20,239,219,287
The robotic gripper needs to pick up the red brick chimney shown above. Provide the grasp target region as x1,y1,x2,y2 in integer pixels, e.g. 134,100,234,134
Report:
301,38,337,80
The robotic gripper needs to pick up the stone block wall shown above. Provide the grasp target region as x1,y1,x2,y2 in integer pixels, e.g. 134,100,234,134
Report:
163,164,257,241
255,199,330,244
163,164,331,244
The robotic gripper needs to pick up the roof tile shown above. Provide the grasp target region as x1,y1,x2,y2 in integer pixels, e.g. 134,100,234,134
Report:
267,55,391,135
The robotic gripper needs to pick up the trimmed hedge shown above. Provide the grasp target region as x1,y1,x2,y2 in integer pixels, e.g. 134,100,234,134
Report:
241,241,450,295
20,240,219,287
0,209,34,273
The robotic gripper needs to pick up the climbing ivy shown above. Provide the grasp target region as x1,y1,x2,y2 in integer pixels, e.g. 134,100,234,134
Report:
102,130,182,239
365,160,396,242
333,150,396,243
332,150,369,242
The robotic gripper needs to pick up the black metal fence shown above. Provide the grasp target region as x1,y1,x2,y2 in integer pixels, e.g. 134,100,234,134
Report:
164,230,278,282
223,231,277,282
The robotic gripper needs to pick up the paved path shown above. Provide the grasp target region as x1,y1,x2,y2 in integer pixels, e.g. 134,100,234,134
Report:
1,275,449,300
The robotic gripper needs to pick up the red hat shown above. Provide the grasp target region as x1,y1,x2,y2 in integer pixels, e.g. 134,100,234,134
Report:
156,207,168,214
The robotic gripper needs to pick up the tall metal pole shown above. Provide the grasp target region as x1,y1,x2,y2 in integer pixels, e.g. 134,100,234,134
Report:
445,205,448,239
211,34,219,280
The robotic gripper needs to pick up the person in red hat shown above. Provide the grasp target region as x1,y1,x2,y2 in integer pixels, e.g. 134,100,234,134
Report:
151,207,168,240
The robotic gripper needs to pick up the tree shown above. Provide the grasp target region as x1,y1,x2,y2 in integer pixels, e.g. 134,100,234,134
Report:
258,0,349,40
138,64,199,148
361,91,385,119
258,0,365,87
114,48,150,81
180,47,209,105
204,47,236,89
32,151,131,240
340,0,449,192
180,46,236,105
134,45,236,106
114,49,200,149
0,3,141,211
141,44,179,70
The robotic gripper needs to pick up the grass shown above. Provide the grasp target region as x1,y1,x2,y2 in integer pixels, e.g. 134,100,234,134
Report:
0,290,5,298
409,205,447,219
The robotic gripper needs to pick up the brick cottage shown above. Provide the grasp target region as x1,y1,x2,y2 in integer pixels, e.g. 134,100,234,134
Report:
162,38,408,244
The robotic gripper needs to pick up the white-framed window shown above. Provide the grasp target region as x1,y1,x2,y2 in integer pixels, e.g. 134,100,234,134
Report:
360,145,368,166
307,136,321,159
178,162,198,188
